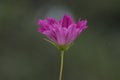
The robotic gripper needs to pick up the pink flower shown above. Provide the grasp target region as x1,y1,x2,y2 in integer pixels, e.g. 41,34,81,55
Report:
37,14,87,50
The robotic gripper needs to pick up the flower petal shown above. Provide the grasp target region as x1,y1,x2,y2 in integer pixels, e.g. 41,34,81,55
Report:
65,24,78,44
77,19,87,34
47,18,57,24
61,14,74,28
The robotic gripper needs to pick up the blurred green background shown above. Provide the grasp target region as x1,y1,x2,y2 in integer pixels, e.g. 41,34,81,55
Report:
0,0,120,80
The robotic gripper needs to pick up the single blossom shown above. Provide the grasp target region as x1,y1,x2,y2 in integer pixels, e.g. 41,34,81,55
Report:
37,14,87,51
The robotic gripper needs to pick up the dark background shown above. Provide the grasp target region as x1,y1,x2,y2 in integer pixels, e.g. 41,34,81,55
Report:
0,0,120,80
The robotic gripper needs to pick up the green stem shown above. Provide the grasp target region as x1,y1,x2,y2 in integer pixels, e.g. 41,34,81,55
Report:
59,51,64,80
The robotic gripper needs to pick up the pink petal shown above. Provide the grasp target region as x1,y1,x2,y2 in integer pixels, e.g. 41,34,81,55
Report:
61,14,74,28
77,19,87,33
77,19,87,29
54,24,66,45
47,18,57,24
65,24,78,44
